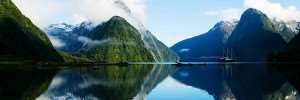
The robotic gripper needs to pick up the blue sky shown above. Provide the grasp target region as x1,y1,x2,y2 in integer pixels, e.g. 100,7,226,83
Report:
146,0,243,46
146,0,300,46
12,0,300,46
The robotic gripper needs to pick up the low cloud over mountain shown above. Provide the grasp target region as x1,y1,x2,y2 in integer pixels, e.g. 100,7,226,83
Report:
12,0,146,28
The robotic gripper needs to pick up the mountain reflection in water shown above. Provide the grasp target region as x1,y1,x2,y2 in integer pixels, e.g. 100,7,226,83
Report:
0,63,299,100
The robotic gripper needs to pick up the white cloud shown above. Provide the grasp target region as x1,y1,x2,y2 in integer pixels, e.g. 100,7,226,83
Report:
204,8,242,21
204,0,300,22
244,0,300,22
71,14,88,25
78,36,111,47
48,35,66,48
12,0,66,28
179,48,190,53
12,0,146,28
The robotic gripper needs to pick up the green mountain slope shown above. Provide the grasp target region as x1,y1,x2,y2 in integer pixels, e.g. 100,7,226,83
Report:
142,30,178,62
0,0,63,62
82,16,155,63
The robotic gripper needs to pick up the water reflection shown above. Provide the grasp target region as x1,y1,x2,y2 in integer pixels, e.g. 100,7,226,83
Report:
37,64,175,100
0,67,58,100
0,63,299,100
172,63,300,100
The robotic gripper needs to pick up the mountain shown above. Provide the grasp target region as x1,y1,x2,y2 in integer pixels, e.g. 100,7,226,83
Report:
0,0,63,62
270,31,300,61
47,16,177,63
81,16,155,63
171,21,237,61
46,22,93,53
141,30,178,62
172,8,291,61
83,16,178,63
227,8,287,61
272,20,299,42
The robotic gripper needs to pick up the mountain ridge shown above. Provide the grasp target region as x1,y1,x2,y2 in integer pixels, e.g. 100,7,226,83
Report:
0,0,63,62
172,8,294,61
46,16,177,63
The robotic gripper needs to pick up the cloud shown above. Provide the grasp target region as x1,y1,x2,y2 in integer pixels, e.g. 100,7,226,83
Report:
12,0,66,28
204,8,242,21
204,0,300,22
244,0,300,22
78,36,111,47
12,0,146,28
179,48,190,53
48,35,66,48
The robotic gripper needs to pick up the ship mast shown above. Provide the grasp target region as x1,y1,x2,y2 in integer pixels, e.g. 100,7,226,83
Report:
231,48,233,59
227,48,229,58
223,48,225,58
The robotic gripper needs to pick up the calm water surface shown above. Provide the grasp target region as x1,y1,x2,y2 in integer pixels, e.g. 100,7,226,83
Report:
0,63,299,100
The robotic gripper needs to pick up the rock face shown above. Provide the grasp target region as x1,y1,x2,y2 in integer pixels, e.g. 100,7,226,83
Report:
47,16,177,63
171,21,237,61
227,8,287,61
0,0,63,62
173,8,293,61
272,20,298,42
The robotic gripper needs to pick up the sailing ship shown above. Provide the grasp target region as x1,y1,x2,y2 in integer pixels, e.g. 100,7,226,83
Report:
219,48,236,62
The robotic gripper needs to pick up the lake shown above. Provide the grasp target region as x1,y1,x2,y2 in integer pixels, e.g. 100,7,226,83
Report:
0,63,299,100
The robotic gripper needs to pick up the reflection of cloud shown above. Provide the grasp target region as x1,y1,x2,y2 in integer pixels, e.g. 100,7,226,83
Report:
48,77,65,89
161,76,193,88
37,92,99,100
147,76,214,100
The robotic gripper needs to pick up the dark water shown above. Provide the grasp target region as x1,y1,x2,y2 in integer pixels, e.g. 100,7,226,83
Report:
0,63,300,100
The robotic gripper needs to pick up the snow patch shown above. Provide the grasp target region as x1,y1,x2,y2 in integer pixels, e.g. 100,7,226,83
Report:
179,48,190,53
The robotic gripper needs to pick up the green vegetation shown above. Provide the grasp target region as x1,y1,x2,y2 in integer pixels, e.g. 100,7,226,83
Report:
0,0,176,63
0,0,63,62
59,51,93,63
75,64,173,100
83,16,154,63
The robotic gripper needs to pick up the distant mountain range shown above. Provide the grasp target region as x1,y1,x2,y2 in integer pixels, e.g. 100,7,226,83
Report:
46,16,177,63
0,0,177,63
172,8,300,61
46,22,92,53
171,21,237,61
2,0,300,63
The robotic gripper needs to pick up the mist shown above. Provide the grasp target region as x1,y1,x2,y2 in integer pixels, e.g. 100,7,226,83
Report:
12,0,146,28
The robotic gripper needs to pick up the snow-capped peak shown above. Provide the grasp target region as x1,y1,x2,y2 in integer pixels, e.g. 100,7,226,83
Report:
47,23,75,32
271,19,299,42
210,20,238,43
